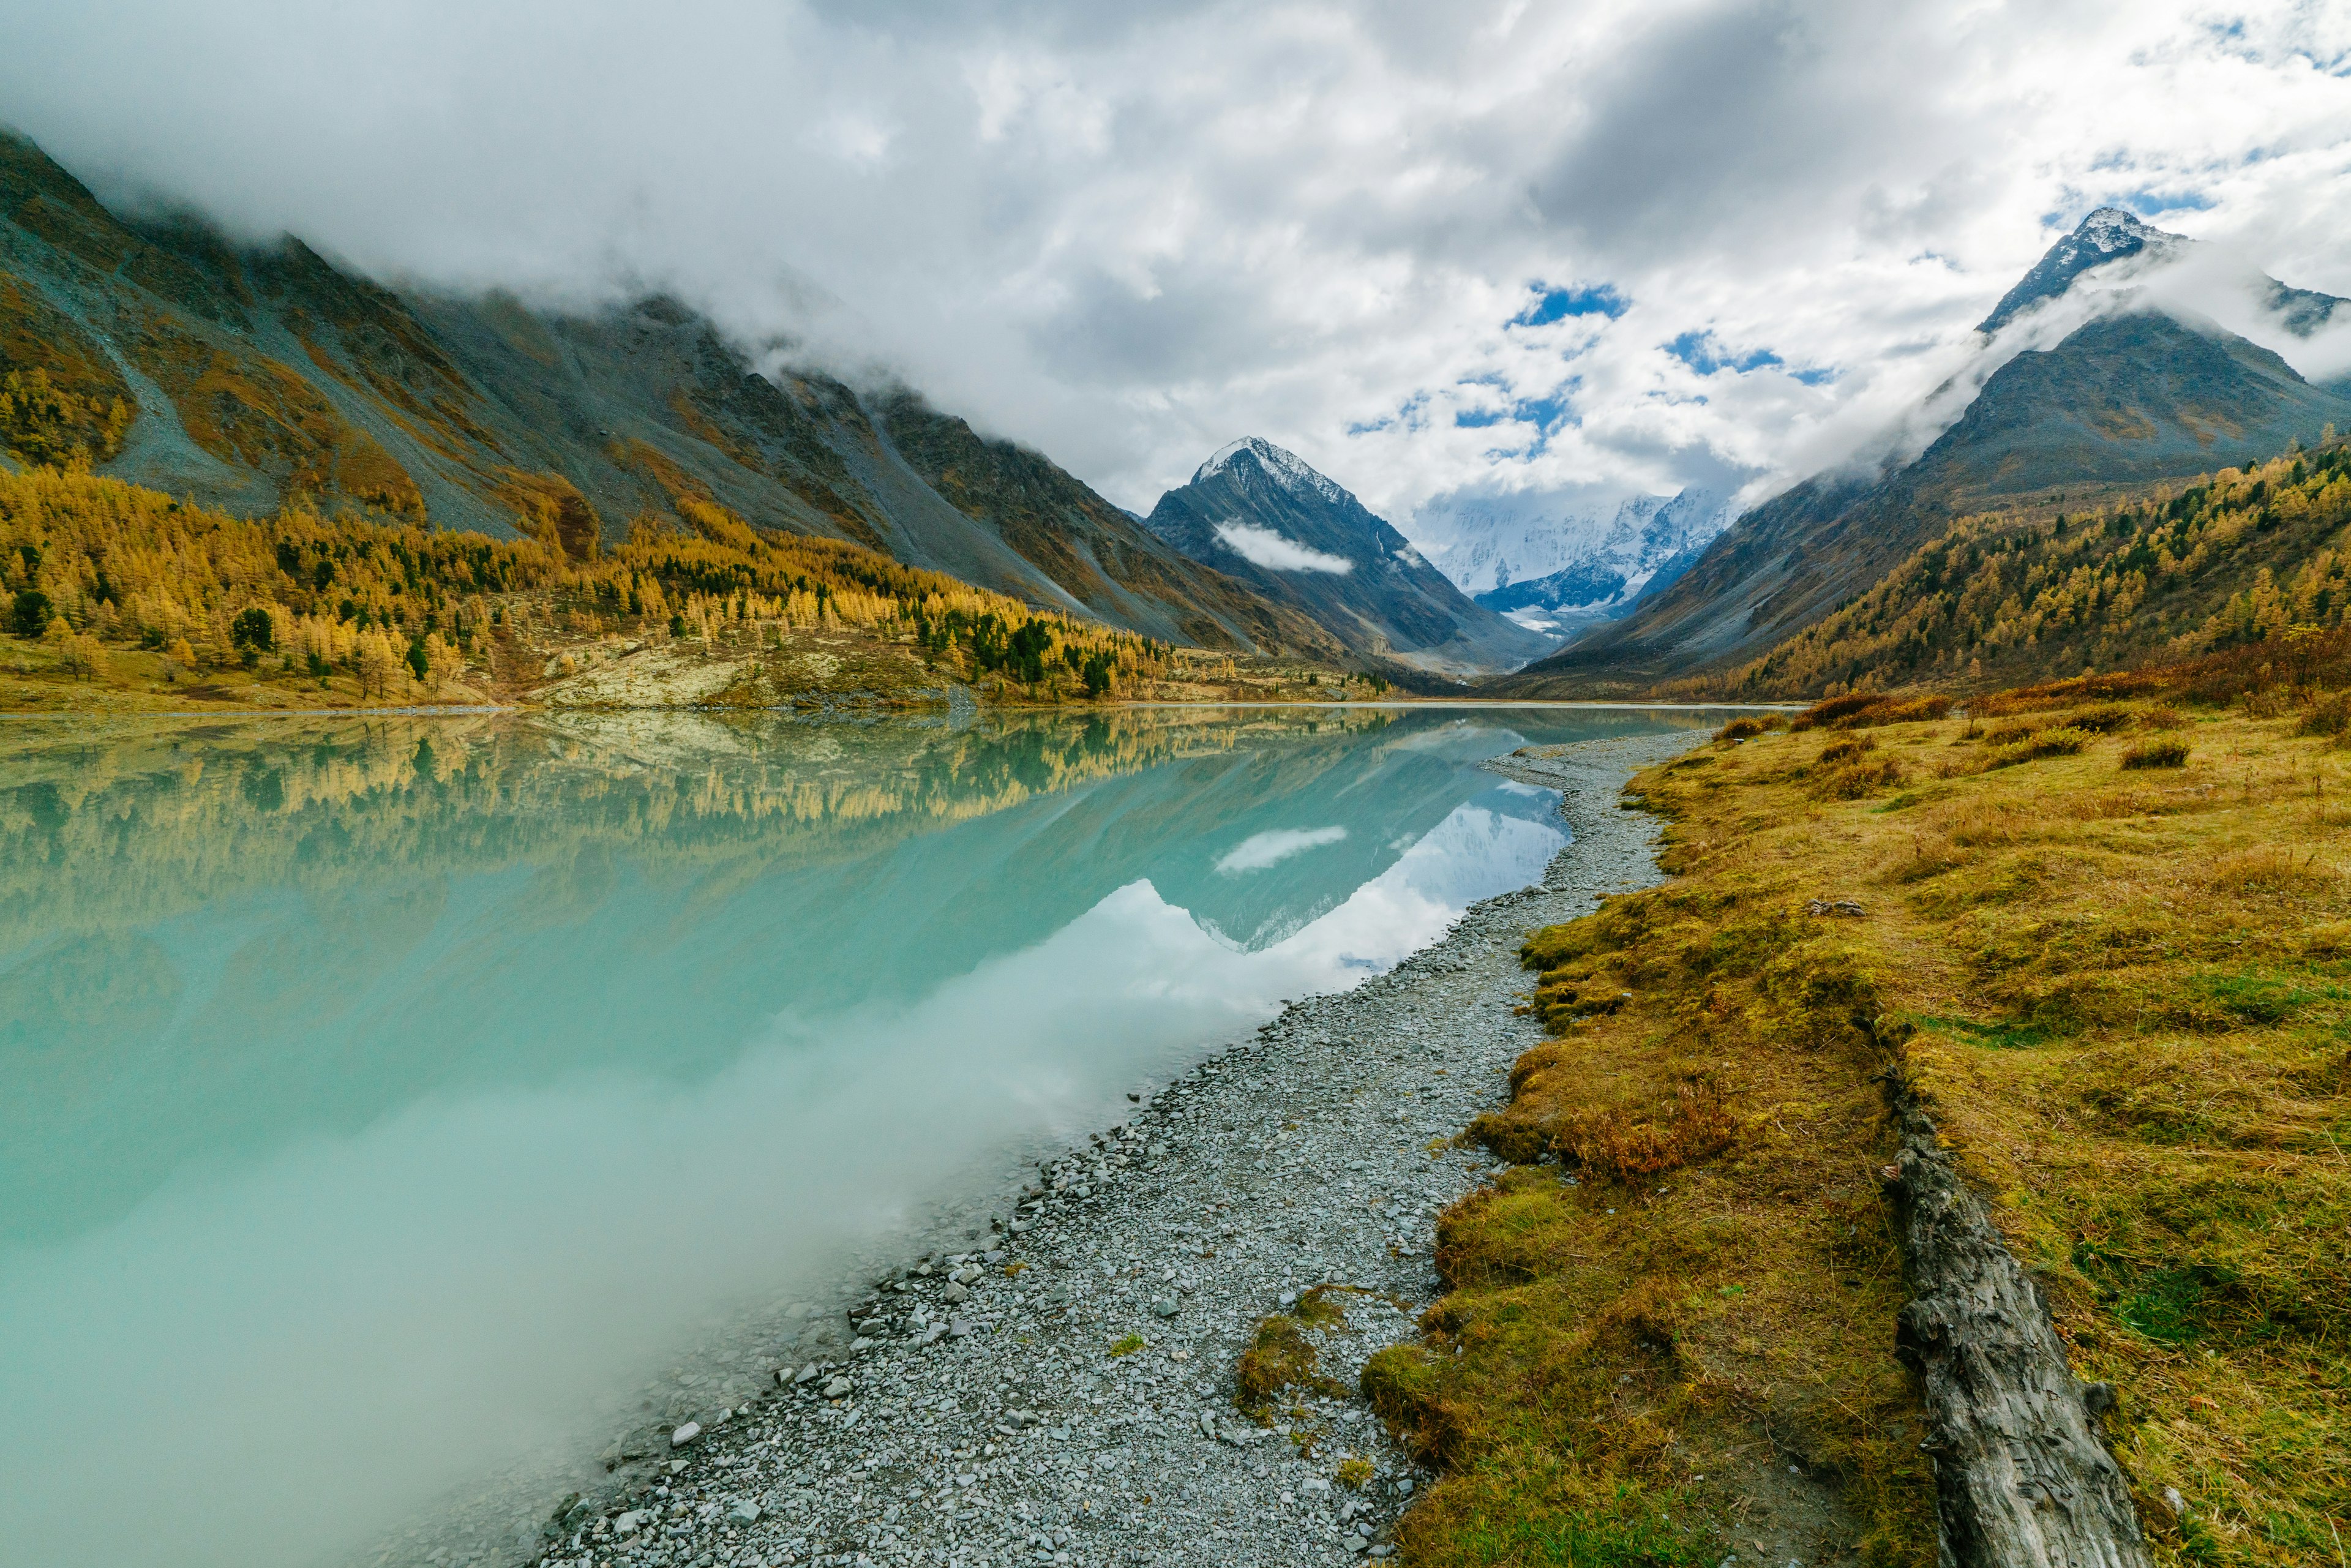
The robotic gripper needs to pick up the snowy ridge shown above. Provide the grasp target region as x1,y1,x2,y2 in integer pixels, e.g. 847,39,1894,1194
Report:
1420,495,1665,596
2078,207,2161,254
1411,486,1732,630
1192,437,1352,508
1977,206,2186,335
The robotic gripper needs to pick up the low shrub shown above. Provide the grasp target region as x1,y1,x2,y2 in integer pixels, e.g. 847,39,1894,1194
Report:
1715,715,1773,741
1987,726,2090,768
2298,691,2351,738
1815,755,1907,798
1973,669,2169,714
1791,691,1885,730
1874,694,1954,724
2066,704,2136,734
1550,1081,1737,1182
1791,692,1952,732
2120,737,2190,770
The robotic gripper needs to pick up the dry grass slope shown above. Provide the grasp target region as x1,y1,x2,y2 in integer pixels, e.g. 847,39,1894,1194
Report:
1373,679,2351,1566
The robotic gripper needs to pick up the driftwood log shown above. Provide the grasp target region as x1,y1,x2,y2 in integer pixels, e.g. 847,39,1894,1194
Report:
1886,1093,2153,1568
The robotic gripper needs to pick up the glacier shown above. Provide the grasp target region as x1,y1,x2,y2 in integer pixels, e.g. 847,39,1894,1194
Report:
1409,487,1733,633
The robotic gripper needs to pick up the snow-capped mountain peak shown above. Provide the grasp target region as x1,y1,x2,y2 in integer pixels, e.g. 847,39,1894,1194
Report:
1144,438,1558,674
2077,206,2161,253
1192,437,1352,508
1977,207,2188,334
1409,486,1734,632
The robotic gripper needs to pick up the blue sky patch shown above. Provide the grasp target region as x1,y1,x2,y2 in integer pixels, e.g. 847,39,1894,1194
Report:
1452,384,1578,433
1512,391,1577,430
1667,331,1783,375
1513,282,1628,328
2124,188,2215,217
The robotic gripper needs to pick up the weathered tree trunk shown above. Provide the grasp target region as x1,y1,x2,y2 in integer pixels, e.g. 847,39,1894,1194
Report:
1887,1094,2153,1568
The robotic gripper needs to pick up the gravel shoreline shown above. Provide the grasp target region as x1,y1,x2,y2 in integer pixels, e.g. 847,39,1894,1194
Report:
531,729,1697,1568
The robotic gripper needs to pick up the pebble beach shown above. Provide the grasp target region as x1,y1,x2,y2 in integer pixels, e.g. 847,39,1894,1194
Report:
525,729,1694,1568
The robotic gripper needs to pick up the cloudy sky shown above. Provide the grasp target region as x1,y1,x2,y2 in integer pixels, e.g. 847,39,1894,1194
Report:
6,0,2350,531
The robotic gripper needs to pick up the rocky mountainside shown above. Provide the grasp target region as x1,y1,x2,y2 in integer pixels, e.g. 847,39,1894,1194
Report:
0,131,1335,658
1142,438,1555,675
1493,209,2351,696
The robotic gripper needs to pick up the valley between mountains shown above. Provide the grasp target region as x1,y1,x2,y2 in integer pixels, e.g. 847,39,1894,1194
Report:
7,122,2351,1568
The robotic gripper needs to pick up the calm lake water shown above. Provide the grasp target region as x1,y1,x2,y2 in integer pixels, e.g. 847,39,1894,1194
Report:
0,704,1709,1567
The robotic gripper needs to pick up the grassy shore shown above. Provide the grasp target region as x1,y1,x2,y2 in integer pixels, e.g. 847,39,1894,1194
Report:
1370,686,2350,1566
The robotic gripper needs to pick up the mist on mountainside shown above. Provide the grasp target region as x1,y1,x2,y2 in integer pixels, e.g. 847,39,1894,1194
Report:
1491,205,2351,698
1765,211,2351,509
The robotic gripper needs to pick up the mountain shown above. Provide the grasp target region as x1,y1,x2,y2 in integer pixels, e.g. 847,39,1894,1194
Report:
0,130,1337,658
1980,205,2348,339
1140,437,1556,675
1975,206,2183,334
1422,487,1731,634
1491,209,2351,697
1687,437,2351,700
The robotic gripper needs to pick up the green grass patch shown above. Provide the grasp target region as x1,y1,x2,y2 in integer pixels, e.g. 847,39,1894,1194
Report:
2192,970,2348,1026
1411,1485,1716,1568
1907,1011,2055,1049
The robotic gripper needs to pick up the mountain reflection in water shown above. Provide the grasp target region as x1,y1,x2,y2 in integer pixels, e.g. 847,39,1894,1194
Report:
0,704,1708,1568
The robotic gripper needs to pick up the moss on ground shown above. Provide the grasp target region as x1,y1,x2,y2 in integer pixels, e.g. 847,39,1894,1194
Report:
1378,690,2351,1567
1237,1285,1355,1414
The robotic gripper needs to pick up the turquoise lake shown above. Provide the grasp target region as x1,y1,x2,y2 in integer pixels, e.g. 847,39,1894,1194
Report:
0,704,1711,1567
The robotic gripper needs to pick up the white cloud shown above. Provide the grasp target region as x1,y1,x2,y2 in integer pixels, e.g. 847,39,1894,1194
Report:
2,1,2348,530
1210,521,1354,573
1215,825,1349,874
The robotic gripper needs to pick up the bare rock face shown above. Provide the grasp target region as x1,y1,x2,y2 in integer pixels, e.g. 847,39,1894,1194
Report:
1888,1097,2152,1568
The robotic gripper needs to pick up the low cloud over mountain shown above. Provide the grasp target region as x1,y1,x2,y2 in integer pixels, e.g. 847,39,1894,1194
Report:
5,2,2349,539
